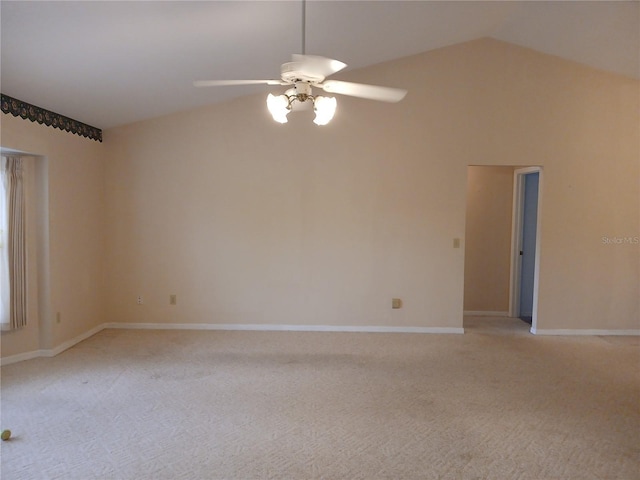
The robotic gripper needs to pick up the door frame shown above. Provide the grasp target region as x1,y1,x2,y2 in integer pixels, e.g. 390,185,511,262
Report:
508,166,543,332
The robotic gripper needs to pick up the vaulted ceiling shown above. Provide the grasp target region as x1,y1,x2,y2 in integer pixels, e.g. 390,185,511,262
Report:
1,1,638,130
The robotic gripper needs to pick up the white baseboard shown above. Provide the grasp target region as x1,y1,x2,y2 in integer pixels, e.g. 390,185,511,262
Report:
0,323,107,366
104,322,464,335
49,323,107,356
463,311,509,317
9,322,635,366
0,349,48,366
531,328,640,336
1,323,464,366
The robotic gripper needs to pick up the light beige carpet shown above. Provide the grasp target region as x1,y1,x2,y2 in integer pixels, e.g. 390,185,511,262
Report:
1,320,639,479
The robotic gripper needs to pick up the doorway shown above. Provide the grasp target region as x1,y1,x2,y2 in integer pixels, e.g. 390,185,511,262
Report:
463,165,542,334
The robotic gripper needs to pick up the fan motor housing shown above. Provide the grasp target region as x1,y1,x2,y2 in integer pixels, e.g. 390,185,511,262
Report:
281,62,324,84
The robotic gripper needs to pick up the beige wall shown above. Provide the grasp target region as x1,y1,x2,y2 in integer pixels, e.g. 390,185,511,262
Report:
103,97,464,328
464,166,515,313
0,115,106,358
104,38,639,331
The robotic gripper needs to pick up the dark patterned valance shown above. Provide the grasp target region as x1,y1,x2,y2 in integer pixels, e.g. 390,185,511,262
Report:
1,94,102,142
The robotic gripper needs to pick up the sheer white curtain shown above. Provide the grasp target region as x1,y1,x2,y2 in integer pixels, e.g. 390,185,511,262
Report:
0,155,27,330
0,157,10,327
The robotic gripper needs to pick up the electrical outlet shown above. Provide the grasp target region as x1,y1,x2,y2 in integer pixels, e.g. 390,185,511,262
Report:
453,238,461,248
137,296,143,305
170,294,177,305
392,298,402,309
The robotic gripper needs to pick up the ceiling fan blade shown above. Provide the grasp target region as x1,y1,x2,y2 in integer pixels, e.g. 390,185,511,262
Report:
291,54,347,79
320,80,407,103
194,79,285,87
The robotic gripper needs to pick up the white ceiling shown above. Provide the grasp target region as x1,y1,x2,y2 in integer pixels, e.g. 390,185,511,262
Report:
1,1,638,130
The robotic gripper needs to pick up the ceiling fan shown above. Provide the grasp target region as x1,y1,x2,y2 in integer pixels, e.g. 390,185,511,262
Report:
193,1,407,125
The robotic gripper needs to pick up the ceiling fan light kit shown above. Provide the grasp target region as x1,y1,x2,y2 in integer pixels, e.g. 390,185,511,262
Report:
266,82,337,125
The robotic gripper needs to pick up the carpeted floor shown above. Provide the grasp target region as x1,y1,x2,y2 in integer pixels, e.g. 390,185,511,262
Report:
1,318,639,479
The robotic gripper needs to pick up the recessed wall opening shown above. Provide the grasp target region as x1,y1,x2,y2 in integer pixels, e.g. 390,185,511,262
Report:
463,165,543,334
0,148,51,356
